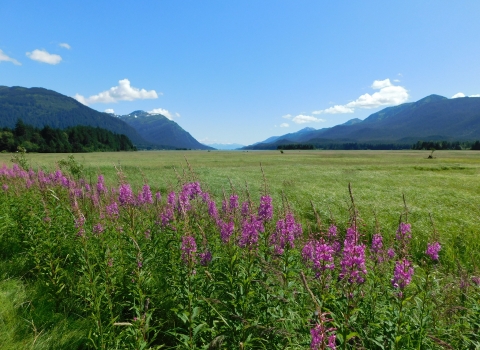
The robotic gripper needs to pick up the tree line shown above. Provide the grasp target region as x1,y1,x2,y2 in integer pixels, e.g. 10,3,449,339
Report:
0,119,136,153
411,140,480,150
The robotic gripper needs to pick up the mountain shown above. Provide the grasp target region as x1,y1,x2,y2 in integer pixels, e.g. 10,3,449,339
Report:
118,111,213,150
206,143,245,150
244,95,480,149
0,86,147,145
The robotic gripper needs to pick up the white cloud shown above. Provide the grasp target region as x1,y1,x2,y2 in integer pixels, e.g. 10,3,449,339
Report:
104,108,115,114
280,123,289,128
371,78,392,89
74,79,159,105
292,115,325,124
312,78,408,115
26,49,62,65
345,79,408,109
452,92,480,98
0,49,21,65
282,114,292,119
59,43,71,49
148,108,173,120
175,112,181,118
313,105,354,114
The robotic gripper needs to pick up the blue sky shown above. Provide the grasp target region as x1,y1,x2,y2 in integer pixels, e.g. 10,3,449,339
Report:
1,1,480,145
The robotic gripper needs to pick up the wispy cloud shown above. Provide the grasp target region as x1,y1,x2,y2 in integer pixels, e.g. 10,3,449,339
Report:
292,115,325,124
313,78,409,114
104,109,115,114
282,114,292,119
280,123,289,128
59,43,71,49
26,49,62,65
0,49,21,65
74,79,159,105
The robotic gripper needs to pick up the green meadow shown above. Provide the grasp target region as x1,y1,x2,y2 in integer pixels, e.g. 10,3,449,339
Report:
1,150,479,349
2,149,479,269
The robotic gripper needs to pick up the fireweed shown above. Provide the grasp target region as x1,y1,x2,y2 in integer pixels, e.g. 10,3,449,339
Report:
0,164,478,349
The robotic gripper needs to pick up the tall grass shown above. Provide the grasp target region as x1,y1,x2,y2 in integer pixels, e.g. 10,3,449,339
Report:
0,151,479,349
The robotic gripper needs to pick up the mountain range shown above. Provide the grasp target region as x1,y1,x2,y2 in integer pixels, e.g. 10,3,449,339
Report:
0,86,211,150
244,95,480,149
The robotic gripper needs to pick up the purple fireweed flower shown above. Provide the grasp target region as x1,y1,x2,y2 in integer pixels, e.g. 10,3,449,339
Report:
270,212,302,254
472,276,480,286
178,191,191,213
106,202,119,219
387,248,396,259
425,241,441,261
25,179,33,188
85,183,91,192
73,188,83,198
96,175,107,194
155,191,161,202
119,184,135,206
345,227,359,245
370,233,384,263
182,182,202,200
200,191,210,202
222,199,229,214
258,195,273,221
145,229,151,239
239,215,264,249
181,235,197,264
160,207,174,227
328,224,337,239
208,200,219,221
199,251,212,266
137,260,143,268
229,194,239,211
218,220,234,243
332,241,342,255
391,258,414,290
340,240,367,284
167,192,176,206
75,214,86,237
140,184,153,205
241,201,250,218
61,176,70,188
310,313,337,350
93,223,104,234
302,239,335,278
396,222,412,242
2,184,8,192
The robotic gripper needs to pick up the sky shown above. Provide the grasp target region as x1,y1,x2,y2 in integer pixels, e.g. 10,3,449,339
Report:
1,1,480,145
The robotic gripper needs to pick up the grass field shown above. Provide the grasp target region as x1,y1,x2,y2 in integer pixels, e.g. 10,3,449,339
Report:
1,150,480,349
2,149,479,269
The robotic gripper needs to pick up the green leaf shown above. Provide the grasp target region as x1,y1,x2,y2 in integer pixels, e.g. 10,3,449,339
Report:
346,332,358,341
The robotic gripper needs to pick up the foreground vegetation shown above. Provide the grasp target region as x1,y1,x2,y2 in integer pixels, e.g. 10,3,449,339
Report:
0,150,479,349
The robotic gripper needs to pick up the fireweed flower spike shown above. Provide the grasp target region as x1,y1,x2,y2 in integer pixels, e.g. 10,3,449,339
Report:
270,212,302,255
96,175,107,194
391,258,414,290
340,227,367,284
425,241,441,261
239,215,264,249
310,312,337,350
199,251,212,266
181,235,197,264
119,184,135,206
258,195,273,221
302,239,335,278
